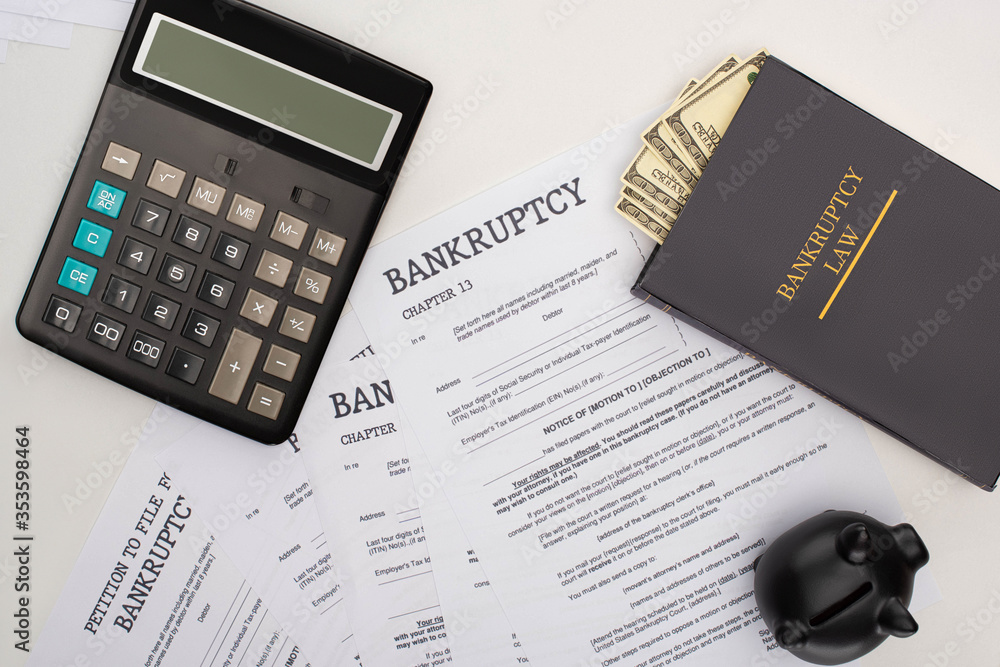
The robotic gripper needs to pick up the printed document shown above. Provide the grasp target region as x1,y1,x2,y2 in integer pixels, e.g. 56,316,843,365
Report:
152,408,361,666
25,441,315,667
347,111,936,666
296,313,453,667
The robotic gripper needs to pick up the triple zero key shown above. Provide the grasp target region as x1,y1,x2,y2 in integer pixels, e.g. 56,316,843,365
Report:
209,329,262,404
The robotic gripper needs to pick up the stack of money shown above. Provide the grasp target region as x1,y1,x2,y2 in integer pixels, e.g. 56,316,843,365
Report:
617,49,769,244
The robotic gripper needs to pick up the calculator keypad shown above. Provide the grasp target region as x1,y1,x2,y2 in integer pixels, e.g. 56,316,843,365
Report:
18,84,389,444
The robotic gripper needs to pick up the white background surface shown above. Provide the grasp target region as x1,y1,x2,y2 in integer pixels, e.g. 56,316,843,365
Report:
1,1,998,666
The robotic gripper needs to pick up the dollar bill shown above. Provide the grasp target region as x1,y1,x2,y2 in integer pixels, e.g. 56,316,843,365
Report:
639,56,741,186
675,78,700,105
622,185,676,227
623,147,691,207
640,120,699,187
679,54,740,102
615,198,669,244
615,49,769,245
663,49,769,176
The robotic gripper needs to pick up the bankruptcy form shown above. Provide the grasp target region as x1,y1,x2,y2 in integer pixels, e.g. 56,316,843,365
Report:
347,110,937,666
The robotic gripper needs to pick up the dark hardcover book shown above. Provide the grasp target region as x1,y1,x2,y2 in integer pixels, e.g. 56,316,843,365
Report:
634,56,1000,490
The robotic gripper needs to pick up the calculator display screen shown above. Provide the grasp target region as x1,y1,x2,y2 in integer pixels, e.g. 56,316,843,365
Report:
133,14,402,170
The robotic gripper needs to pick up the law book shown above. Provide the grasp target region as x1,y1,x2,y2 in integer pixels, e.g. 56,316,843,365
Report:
633,56,1000,490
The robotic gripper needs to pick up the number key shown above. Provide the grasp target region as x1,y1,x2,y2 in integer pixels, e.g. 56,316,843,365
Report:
103,276,142,314
42,296,82,333
198,272,236,309
182,310,221,347
127,331,165,368
132,199,170,237
87,314,126,351
142,293,181,330
172,216,211,253
118,237,156,275
158,255,196,292
212,233,250,270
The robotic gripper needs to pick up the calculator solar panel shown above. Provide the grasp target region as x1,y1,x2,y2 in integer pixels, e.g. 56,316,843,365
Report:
17,0,432,444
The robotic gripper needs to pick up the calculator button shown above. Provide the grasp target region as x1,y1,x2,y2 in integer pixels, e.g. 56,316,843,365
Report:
58,257,98,296
158,255,196,292
87,181,127,219
278,307,316,343
187,177,226,216
240,289,278,327
101,143,141,181
248,383,285,420
127,331,166,369
182,310,221,347
198,272,236,309
132,200,171,237
87,314,126,351
142,293,181,330
271,212,309,250
255,250,294,288
172,216,211,253
309,229,347,266
118,237,157,275
147,160,187,199
42,296,82,333
209,329,263,404
294,268,332,304
166,348,205,385
212,233,250,270
73,219,113,258
263,345,300,382
226,194,265,231
103,276,141,313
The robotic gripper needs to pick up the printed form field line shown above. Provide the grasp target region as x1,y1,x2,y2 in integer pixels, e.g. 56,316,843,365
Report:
473,299,643,386
514,325,658,396
474,342,672,455
201,584,252,667
481,347,679,485
387,604,441,621
379,570,433,586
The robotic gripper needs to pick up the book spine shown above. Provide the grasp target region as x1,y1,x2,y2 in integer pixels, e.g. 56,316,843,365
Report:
630,284,996,491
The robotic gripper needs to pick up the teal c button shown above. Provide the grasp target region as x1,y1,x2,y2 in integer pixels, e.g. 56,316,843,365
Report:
58,257,99,296
87,180,127,219
73,219,113,258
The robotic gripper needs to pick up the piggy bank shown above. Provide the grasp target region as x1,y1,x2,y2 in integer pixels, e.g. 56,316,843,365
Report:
752,511,929,665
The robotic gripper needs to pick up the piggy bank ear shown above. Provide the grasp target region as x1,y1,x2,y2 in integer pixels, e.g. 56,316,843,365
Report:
775,622,809,649
891,523,931,569
836,522,874,564
879,598,918,638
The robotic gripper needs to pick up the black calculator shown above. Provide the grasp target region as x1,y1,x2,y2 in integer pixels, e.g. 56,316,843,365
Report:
16,0,431,444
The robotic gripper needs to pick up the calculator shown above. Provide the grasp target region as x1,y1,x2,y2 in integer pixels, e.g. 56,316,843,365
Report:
16,0,431,444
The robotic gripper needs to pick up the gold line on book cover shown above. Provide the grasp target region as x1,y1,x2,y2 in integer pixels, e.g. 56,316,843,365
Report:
819,190,898,320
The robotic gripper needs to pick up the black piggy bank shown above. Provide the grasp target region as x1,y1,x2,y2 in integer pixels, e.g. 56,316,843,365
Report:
752,511,929,665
